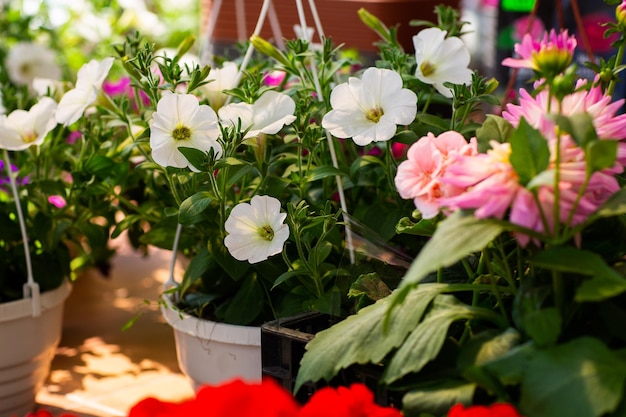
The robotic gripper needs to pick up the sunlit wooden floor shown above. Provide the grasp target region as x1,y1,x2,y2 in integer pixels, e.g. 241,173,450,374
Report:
35,239,194,416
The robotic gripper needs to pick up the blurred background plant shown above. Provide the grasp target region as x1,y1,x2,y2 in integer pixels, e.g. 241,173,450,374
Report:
0,0,200,301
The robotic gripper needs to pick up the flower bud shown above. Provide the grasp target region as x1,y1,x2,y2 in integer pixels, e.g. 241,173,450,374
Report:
358,8,392,44
617,1,626,28
175,35,196,61
250,35,290,67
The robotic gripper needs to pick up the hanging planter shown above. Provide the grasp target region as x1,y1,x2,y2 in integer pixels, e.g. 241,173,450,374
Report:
161,294,262,389
0,281,72,417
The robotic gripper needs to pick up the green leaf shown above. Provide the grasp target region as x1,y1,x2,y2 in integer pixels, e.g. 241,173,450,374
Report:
577,273,626,302
400,211,504,288
475,115,513,152
586,140,618,174
479,341,536,386
403,380,476,417
383,295,495,383
350,155,384,179
179,248,212,296
295,283,448,393
395,216,437,237
457,328,522,370
415,113,450,131
178,146,208,171
178,192,213,225
272,269,304,289
509,118,550,186
554,113,598,148
222,274,264,325
530,246,626,301
306,165,345,182
521,307,561,347
348,273,392,301
520,337,626,417
85,155,117,176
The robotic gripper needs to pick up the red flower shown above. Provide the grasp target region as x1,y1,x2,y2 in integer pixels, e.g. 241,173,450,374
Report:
193,378,300,417
298,384,402,417
448,403,524,417
127,379,401,417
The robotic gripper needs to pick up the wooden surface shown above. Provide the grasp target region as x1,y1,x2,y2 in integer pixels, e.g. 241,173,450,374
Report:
34,240,194,416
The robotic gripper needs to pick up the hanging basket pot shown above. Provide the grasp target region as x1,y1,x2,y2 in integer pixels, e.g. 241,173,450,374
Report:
0,281,72,417
161,294,262,390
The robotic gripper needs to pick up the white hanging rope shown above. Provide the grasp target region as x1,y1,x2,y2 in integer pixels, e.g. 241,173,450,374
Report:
268,1,286,50
306,0,326,40
3,150,40,317
164,223,183,295
235,0,247,42
293,0,355,264
199,0,223,66
226,0,274,106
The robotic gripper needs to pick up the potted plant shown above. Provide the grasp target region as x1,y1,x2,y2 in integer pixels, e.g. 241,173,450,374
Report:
294,2,626,416
100,2,484,388
0,3,134,415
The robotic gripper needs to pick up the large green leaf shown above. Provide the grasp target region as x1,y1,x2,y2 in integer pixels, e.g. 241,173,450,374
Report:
521,307,561,347
383,295,501,383
222,274,264,325
178,192,213,225
475,114,514,152
403,380,476,417
294,283,448,393
530,246,626,301
400,212,504,288
509,118,550,186
479,341,536,386
521,337,626,417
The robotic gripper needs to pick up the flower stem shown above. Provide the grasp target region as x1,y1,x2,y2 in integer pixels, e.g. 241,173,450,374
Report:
608,39,626,97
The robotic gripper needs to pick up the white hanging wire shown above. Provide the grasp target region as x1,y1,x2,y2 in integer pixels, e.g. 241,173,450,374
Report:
235,0,247,42
199,0,223,66
293,0,355,264
225,0,274,106
268,1,286,50
3,150,40,316
164,223,183,295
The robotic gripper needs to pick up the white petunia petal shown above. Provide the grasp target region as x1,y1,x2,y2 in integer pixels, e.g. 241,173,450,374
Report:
223,195,289,264
149,93,221,170
322,67,417,145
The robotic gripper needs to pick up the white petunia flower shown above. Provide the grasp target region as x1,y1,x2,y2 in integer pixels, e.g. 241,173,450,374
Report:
224,195,290,264
218,90,296,139
6,42,62,87
149,93,222,171
321,67,417,146
0,97,58,151
199,61,239,110
413,27,473,98
55,57,115,126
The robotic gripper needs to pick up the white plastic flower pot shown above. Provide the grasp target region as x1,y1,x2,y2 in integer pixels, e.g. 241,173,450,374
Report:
161,295,262,389
0,281,71,417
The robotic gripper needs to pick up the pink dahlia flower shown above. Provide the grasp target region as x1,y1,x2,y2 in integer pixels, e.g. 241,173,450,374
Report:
394,131,477,219
503,78,626,167
502,29,577,76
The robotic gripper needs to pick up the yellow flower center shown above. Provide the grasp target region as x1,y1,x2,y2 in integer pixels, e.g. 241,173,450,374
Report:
366,107,384,123
172,125,192,141
258,225,275,241
420,61,436,77
22,132,37,144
